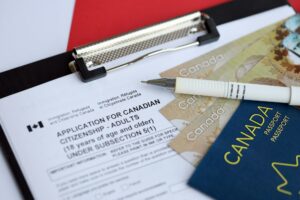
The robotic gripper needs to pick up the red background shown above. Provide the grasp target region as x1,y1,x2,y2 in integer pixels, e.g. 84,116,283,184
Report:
67,0,300,50
67,0,229,50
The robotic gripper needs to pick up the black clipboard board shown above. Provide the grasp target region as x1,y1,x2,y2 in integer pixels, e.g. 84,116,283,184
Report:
0,0,291,199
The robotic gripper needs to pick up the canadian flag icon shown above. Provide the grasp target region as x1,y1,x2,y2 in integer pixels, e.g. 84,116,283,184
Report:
27,121,44,132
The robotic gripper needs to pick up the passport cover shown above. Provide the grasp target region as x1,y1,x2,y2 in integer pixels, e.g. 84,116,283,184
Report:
188,101,300,200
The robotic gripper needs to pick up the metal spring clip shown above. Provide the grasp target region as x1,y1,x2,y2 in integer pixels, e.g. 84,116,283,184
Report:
69,12,220,82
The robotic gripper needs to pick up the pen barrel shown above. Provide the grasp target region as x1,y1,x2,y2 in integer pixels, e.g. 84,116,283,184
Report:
176,77,228,98
175,78,300,105
228,82,290,103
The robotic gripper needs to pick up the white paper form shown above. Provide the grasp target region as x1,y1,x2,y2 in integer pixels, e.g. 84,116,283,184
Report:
0,5,295,200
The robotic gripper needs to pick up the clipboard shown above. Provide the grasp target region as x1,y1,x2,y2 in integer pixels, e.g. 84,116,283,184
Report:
0,0,291,199
0,0,290,98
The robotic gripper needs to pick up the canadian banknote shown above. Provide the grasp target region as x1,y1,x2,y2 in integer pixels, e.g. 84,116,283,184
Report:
160,22,282,131
160,24,273,79
169,14,300,166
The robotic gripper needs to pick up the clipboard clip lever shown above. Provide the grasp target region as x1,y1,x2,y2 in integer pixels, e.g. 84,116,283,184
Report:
69,12,220,82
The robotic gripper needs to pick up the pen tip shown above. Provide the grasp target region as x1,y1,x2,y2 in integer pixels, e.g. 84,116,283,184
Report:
141,78,176,87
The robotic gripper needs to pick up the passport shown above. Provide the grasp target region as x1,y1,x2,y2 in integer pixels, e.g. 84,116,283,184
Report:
188,101,300,200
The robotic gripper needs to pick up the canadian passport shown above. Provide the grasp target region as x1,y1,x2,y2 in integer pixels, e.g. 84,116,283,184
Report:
188,101,300,200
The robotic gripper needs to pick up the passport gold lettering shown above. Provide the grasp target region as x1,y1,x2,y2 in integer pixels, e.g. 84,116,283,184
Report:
224,106,272,165
270,115,289,143
264,112,281,136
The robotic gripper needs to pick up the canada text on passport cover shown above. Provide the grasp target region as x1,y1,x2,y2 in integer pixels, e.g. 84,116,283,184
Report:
188,101,300,200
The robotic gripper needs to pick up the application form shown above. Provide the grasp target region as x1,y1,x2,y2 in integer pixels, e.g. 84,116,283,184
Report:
0,5,295,200
0,65,204,200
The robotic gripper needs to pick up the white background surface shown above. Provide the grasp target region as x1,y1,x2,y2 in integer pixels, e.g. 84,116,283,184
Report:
0,0,75,199
0,0,75,72
0,1,295,199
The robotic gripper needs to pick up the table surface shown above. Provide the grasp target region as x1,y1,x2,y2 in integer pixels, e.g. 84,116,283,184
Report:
0,1,298,199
